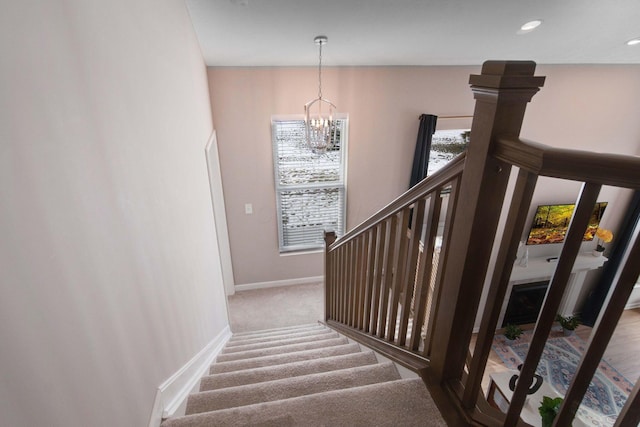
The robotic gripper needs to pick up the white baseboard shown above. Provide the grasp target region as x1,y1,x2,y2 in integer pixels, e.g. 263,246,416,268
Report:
148,326,232,427
235,276,323,292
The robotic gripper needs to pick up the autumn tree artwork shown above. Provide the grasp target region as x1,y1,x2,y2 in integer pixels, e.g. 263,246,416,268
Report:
526,202,608,245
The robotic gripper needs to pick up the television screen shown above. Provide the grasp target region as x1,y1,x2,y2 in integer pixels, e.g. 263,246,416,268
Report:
526,202,608,245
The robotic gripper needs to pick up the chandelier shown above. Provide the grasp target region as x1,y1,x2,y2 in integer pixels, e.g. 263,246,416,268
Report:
304,35,338,152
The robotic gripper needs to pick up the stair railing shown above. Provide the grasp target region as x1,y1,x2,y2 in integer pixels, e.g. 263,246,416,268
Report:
324,152,465,371
324,60,640,426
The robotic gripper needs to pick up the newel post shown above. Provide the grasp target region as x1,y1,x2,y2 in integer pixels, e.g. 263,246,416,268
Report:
324,231,337,322
429,61,545,382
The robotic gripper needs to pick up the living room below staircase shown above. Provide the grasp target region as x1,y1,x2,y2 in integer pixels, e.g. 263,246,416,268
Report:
162,323,445,426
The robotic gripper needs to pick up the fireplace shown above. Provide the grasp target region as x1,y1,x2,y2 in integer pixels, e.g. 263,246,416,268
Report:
479,253,606,333
501,280,549,327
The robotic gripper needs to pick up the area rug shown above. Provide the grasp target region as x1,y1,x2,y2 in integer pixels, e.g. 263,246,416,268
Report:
492,328,633,426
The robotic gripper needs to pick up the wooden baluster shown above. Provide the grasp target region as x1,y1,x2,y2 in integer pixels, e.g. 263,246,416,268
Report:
370,223,385,335
346,239,358,326
334,244,343,321
410,192,442,351
351,238,361,328
505,183,601,426
354,233,368,329
340,244,347,323
343,241,351,324
387,209,410,342
462,169,537,408
363,227,378,333
423,178,461,357
379,215,397,339
324,231,336,321
398,199,427,346
555,228,640,426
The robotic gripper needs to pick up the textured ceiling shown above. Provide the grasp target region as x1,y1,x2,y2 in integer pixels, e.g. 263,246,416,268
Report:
187,0,640,66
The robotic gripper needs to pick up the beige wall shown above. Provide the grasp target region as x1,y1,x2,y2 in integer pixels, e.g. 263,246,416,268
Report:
208,66,479,285
0,1,228,426
208,65,640,286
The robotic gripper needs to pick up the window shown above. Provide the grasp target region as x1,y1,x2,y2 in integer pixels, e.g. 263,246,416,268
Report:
271,116,347,252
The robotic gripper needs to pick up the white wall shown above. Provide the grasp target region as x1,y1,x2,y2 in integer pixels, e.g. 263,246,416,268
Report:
208,65,640,286
0,1,229,426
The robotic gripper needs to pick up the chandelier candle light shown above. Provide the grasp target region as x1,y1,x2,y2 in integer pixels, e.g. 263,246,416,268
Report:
304,35,338,152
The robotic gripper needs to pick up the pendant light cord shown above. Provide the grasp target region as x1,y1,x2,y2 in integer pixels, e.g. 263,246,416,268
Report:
318,41,323,100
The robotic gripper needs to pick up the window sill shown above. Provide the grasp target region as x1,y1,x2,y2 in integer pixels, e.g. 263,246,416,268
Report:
279,249,324,257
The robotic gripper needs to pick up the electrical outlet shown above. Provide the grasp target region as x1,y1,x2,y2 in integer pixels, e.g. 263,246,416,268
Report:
245,203,253,214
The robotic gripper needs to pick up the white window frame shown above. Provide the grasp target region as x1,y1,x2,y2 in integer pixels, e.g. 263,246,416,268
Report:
271,115,348,253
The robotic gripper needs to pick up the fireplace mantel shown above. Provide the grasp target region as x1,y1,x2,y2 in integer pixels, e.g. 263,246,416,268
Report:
497,252,607,327
510,252,607,284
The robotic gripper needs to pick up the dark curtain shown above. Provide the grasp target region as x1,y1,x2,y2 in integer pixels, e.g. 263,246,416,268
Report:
409,114,438,188
581,190,640,326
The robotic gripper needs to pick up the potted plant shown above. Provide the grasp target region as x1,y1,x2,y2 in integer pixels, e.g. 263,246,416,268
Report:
593,228,613,256
556,314,580,336
539,396,563,427
504,323,523,342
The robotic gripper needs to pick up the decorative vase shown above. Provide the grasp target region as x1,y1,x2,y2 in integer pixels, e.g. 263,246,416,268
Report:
592,249,604,257
563,328,573,336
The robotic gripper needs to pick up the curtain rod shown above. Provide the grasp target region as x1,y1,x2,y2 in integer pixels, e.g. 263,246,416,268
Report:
439,115,474,119
418,115,473,119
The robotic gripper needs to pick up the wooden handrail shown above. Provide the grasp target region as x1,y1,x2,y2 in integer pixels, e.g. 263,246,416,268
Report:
495,136,640,188
330,153,466,251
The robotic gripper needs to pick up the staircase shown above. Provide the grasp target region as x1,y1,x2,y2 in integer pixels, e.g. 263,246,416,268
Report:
162,323,445,426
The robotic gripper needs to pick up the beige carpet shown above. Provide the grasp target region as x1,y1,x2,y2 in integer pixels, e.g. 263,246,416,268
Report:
227,282,324,333
163,324,445,427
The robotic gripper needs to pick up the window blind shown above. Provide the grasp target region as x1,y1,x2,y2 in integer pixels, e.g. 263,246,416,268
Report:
272,118,347,252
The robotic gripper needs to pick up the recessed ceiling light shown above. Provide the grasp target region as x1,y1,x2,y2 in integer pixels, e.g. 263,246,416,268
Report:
627,38,640,46
520,20,543,31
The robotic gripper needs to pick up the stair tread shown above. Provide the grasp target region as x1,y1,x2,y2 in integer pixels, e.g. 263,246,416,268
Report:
231,323,321,337
164,378,445,427
210,343,362,374
229,324,325,341
221,331,339,354
200,351,379,391
216,336,348,362
186,362,400,414
225,327,332,347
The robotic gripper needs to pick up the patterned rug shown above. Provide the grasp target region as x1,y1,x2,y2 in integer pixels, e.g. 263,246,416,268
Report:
492,328,633,426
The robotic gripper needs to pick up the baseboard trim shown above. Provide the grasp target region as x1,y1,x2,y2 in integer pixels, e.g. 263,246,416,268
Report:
235,276,323,292
148,325,232,427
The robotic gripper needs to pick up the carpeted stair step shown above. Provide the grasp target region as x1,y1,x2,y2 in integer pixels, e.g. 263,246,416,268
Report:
199,351,379,391
220,330,339,354
209,343,362,374
228,324,325,342
216,336,349,362
186,362,400,414
163,378,445,427
230,323,321,337
224,327,331,348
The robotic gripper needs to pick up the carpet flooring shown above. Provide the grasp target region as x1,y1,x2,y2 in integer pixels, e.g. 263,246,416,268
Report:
492,328,633,426
163,323,445,426
227,282,324,333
